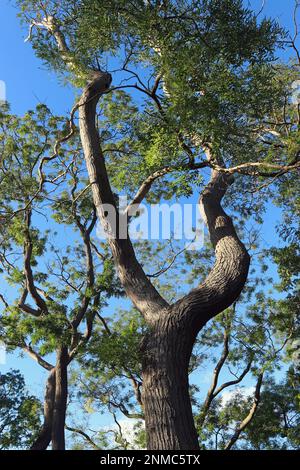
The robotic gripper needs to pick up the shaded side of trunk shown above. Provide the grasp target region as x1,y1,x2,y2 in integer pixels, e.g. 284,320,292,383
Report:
51,346,68,450
30,368,56,450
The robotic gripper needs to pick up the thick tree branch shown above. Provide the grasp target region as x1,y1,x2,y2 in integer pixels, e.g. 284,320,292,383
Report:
23,343,54,371
78,72,168,323
172,170,250,329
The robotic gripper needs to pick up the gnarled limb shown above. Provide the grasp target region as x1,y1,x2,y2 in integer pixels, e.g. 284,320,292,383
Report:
142,170,250,450
173,170,250,329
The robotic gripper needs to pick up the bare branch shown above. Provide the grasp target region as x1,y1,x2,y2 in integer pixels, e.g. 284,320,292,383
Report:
65,425,101,450
213,359,252,398
198,328,229,428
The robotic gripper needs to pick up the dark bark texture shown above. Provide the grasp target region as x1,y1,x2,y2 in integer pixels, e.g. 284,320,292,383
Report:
141,172,250,449
30,347,68,450
30,368,55,450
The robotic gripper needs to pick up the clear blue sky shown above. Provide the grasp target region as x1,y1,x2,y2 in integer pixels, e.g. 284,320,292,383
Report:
0,0,298,442
0,0,298,115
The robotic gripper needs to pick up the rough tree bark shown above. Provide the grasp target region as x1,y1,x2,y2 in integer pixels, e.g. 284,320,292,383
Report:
141,171,250,449
30,367,55,450
77,74,250,449
30,346,68,450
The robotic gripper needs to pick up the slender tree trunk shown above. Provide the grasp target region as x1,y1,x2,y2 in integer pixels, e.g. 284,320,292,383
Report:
51,346,68,450
30,368,56,450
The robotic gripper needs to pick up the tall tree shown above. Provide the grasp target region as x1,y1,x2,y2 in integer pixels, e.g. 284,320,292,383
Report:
8,0,300,449
0,104,123,449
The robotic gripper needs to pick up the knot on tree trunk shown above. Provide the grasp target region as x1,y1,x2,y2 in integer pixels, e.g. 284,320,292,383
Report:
83,71,112,101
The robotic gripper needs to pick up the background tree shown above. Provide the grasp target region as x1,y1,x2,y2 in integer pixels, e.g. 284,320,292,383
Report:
0,369,42,449
0,103,123,449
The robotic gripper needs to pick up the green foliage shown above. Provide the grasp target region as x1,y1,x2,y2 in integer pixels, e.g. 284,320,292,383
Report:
15,0,296,192
197,370,299,450
0,369,42,449
5,0,300,451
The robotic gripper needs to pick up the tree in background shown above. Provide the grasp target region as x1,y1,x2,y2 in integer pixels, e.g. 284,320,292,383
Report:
0,369,42,449
0,0,298,449
0,104,123,449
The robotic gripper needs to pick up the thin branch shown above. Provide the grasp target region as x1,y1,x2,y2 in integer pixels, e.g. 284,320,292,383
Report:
212,359,253,398
224,372,264,450
0,293,8,308
198,328,230,428
124,161,208,214
23,343,54,371
65,425,101,450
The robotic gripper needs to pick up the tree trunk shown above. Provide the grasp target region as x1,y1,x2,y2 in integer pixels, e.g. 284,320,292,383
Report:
51,346,68,450
141,172,250,449
30,368,56,450
142,316,200,450
77,74,250,450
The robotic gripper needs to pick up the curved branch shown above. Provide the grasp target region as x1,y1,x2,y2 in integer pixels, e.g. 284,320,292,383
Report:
125,161,208,214
23,343,54,371
78,73,168,323
65,425,101,450
173,171,250,330
213,359,252,398
23,210,48,314
224,372,264,450
198,329,229,428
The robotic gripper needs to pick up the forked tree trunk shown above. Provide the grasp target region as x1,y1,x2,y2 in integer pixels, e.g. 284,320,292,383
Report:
141,171,250,449
31,347,68,450
142,317,200,450
77,74,250,450
30,368,56,450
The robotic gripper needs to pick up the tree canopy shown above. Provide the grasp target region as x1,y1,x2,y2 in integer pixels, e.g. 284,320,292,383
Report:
0,0,299,451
